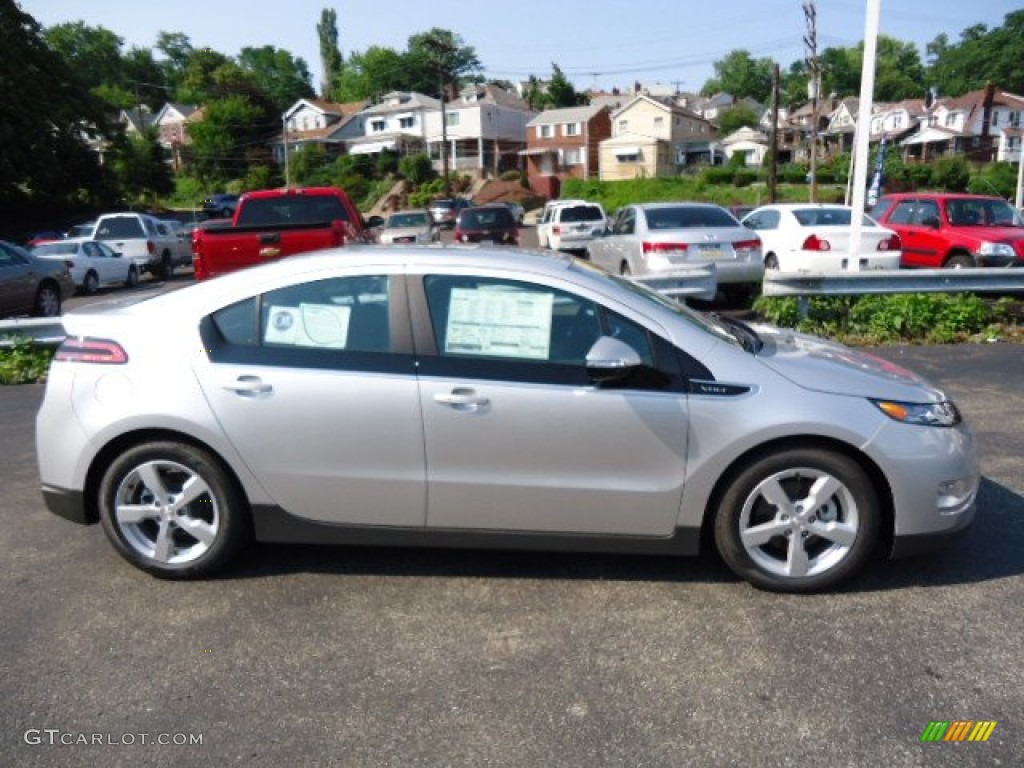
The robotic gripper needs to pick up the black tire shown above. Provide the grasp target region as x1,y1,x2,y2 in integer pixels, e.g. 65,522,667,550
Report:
945,253,974,269
83,270,99,295
713,448,880,593
125,265,139,287
161,253,174,280
98,441,250,579
765,253,780,270
33,282,61,317
620,261,632,276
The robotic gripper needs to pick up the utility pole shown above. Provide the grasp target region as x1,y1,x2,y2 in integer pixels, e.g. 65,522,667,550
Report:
425,36,458,199
769,63,779,203
803,1,821,203
282,115,290,189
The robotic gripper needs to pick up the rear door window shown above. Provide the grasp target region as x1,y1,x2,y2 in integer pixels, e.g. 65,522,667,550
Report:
96,217,145,239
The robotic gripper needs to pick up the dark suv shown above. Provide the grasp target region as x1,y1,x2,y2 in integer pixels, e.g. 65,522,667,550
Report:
454,206,519,245
202,193,240,218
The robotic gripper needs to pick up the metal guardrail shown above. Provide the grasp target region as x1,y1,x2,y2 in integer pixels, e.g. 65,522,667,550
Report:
762,267,1024,297
0,318,66,348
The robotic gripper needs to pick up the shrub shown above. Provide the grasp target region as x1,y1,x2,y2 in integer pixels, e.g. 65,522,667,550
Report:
0,340,55,384
733,170,756,187
398,153,434,185
931,156,971,192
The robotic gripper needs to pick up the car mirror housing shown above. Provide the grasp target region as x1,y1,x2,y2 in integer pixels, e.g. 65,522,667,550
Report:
585,336,643,382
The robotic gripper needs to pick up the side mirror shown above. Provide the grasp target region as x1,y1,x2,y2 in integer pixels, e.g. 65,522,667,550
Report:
585,336,643,383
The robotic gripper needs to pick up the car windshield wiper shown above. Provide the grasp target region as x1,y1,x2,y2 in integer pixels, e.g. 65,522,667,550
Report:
710,313,763,354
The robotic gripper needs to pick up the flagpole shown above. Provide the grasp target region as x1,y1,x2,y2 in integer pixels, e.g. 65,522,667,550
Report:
848,0,882,271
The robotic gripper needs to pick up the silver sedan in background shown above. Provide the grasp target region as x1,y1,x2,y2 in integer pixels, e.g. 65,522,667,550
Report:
586,202,764,301
36,247,977,592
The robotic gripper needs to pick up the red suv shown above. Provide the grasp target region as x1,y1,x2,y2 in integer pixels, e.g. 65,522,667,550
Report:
869,193,1024,268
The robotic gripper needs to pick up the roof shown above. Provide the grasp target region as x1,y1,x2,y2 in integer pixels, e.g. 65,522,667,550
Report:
362,92,440,115
457,84,532,111
526,105,607,127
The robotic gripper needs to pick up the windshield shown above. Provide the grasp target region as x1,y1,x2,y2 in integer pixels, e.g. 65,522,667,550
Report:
645,206,739,230
945,198,1023,227
560,205,604,223
570,259,743,348
387,213,430,228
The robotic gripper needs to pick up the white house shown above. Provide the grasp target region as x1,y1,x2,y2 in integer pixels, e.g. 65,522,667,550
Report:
720,126,770,166
273,98,368,164
347,91,438,156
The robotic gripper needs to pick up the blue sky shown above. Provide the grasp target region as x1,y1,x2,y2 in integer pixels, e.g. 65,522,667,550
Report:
20,0,1020,94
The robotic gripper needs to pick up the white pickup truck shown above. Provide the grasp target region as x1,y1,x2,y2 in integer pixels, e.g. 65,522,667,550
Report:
92,212,192,279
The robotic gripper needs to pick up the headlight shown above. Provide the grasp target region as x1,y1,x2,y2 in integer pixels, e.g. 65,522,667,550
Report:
978,242,1015,258
871,399,961,427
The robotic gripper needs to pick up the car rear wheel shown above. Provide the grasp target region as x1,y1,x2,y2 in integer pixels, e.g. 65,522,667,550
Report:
161,253,174,280
33,282,61,317
125,265,139,287
98,441,250,579
83,270,99,295
945,254,974,269
620,261,632,276
765,253,780,270
713,448,880,592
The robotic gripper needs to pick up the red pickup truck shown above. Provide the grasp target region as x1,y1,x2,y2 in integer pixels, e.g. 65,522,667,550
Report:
191,186,374,280
869,192,1024,268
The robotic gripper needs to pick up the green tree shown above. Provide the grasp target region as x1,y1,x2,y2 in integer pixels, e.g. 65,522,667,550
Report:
398,153,434,185
717,104,761,136
289,144,329,186
238,45,314,112
927,11,1024,96
0,0,115,217
155,31,194,95
931,156,971,192
546,63,584,108
44,21,124,92
408,28,483,96
335,45,408,101
702,50,774,103
107,128,174,204
185,95,262,185
317,8,343,100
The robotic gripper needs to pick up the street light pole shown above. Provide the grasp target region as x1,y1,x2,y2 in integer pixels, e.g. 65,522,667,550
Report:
283,115,290,189
439,68,450,198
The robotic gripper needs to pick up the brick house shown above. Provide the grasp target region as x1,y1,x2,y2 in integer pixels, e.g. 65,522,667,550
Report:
522,105,611,196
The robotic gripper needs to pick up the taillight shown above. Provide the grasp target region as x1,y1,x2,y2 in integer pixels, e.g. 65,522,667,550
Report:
878,234,901,251
55,337,128,364
802,234,831,251
642,242,689,254
146,240,155,254
733,239,761,252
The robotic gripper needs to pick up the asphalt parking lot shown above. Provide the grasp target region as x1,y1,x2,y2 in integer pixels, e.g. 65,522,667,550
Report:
3,284,1022,766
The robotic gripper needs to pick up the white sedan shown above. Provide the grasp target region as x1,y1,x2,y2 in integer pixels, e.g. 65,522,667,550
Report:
742,204,901,272
31,239,139,293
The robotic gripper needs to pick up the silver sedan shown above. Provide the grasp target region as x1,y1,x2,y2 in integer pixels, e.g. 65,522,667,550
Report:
586,202,764,300
36,246,977,592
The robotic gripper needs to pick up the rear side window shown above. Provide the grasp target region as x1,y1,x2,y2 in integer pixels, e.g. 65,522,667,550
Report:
559,205,604,223
96,217,145,239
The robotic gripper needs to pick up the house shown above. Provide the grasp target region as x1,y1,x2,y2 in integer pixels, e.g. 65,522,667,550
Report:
422,84,535,178
901,86,1024,163
521,105,611,196
822,97,862,154
273,98,369,165
720,126,770,166
598,94,717,179
347,91,437,157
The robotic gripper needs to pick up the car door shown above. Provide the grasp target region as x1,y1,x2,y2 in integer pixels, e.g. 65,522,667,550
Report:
883,199,932,267
591,206,637,274
195,272,427,527
413,272,689,537
81,241,112,285
0,243,36,316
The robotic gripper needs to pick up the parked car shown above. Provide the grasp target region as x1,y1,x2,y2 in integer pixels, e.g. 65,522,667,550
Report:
36,246,978,592
454,206,519,245
586,203,763,299
428,198,473,228
536,199,588,248
65,221,97,240
377,210,438,244
159,219,194,266
869,193,1024,268
544,202,608,254
92,212,191,279
30,239,138,293
25,231,64,247
484,201,525,225
741,204,901,272
0,240,75,317
202,193,240,218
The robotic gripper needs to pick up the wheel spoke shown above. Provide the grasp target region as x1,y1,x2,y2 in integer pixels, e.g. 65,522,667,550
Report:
116,503,159,525
809,520,858,547
175,516,216,546
804,475,842,514
136,463,170,506
152,520,174,562
741,519,790,548
785,535,810,577
171,474,211,513
758,477,794,515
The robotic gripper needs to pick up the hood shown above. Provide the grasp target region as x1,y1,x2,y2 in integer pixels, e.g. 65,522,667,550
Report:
753,324,947,402
381,225,430,240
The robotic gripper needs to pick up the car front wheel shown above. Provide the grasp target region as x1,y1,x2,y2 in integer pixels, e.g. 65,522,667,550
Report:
98,441,249,578
33,282,61,317
714,448,880,592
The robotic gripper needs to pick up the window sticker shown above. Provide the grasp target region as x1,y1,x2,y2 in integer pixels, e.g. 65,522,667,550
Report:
264,303,351,348
445,287,554,359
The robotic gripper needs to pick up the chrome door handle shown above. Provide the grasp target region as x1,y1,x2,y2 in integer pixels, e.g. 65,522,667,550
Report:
222,376,272,395
434,389,489,407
